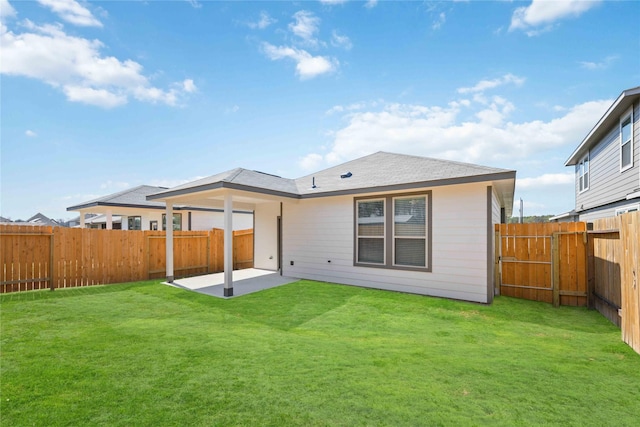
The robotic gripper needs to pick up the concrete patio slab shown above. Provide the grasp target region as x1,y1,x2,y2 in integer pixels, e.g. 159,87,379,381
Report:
165,268,298,298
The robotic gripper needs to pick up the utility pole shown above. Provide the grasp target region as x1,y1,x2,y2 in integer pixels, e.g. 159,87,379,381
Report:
519,198,524,224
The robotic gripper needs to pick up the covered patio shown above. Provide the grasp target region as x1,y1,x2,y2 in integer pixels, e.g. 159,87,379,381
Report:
166,268,298,298
147,168,297,296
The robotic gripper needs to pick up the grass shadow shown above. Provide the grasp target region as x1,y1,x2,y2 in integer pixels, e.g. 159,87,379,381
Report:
171,280,363,331
0,280,160,304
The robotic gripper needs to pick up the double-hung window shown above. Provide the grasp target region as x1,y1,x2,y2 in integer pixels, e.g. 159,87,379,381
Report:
393,196,427,267
356,199,385,264
620,109,633,171
578,154,589,192
355,192,431,271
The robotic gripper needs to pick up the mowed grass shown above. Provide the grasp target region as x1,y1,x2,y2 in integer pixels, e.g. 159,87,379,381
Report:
1,280,639,426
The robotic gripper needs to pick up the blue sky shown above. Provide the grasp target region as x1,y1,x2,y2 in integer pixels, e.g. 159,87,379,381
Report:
1,0,639,221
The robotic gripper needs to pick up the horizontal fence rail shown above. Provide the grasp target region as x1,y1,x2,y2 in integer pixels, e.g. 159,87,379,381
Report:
0,225,253,293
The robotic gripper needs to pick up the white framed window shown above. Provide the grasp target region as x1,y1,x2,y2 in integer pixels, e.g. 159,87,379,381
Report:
616,205,639,216
356,198,385,265
393,196,427,267
578,154,589,193
620,108,633,172
355,192,431,271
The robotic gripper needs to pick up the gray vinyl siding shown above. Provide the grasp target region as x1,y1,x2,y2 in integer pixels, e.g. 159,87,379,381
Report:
576,100,640,217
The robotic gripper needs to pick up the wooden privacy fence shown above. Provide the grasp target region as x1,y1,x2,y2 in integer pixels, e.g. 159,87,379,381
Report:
495,213,640,355
589,212,640,354
0,225,253,293
495,222,588,307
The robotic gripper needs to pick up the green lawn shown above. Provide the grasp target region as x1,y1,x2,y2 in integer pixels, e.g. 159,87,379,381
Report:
1,280,639,426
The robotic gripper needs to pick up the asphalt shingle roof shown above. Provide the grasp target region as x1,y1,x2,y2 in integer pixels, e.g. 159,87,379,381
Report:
149,151,514,200
67,185,168,211
295,152,513,195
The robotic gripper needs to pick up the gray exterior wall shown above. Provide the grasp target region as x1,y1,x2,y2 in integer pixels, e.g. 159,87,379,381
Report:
576,100,640,220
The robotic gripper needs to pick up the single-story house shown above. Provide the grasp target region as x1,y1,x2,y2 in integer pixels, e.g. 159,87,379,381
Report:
67,185,254,231
148,152,515,303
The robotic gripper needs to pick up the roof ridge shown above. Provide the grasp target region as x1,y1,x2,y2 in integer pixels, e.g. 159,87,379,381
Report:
224,168,245,183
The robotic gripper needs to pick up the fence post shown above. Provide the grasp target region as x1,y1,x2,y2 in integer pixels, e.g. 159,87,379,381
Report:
586,231,595,309
552,233,560,307
494,228,501,296
49,231,55,291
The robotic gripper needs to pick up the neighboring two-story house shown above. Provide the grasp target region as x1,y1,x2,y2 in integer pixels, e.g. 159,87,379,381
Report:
564,87,640,221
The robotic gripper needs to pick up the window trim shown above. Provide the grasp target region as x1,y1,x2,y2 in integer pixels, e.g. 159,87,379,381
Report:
354,191,432,272
578,153,589,193
620,107,634,172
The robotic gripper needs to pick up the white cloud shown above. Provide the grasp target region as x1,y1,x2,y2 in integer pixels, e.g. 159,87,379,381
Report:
325,100,380,115
1,20,195,108
457,73,525,94
299,95,611,170
319,0,348,4
149,176,205,189
262,42,337,79
185,0,202,9
100,180,130,190
225,105,239,114
64,85,127,108
432,12,446,30
579,55,618,70
248,11,276,30
289,10,320,46
182,78,197,93
331,30,352,50
299,153,324,171
25,129,37,137
37,0,102,27
510,0,600,34
0,0,16,22
364,0,378,9
517,173,574,189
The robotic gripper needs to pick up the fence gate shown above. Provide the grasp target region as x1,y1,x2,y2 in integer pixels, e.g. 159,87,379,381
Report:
495,222,588,307
0,225,54,293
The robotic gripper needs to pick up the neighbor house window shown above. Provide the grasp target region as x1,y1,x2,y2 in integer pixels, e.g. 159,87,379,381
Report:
162,213,182,231
620,109,633,171
127,216,141,230
355,192,431,271
616,205,639,216
578,154,589,192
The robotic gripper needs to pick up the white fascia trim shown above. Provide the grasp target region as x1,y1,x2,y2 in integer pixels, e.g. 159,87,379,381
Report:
626,190,640,200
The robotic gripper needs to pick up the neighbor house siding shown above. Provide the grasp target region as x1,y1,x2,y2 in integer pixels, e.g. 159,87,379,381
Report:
576,101,640,215
189,210,254,231
281,182,491,303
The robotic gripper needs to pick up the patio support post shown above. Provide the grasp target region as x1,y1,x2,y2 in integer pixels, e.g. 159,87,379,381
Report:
106,210,113,230
224,192,233,296
166,202,174,283
79,212,85,229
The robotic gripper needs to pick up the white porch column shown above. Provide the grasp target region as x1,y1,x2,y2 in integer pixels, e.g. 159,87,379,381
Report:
106,210,113,230
223,192,233,296
166,202,174,283
79,212,85,229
